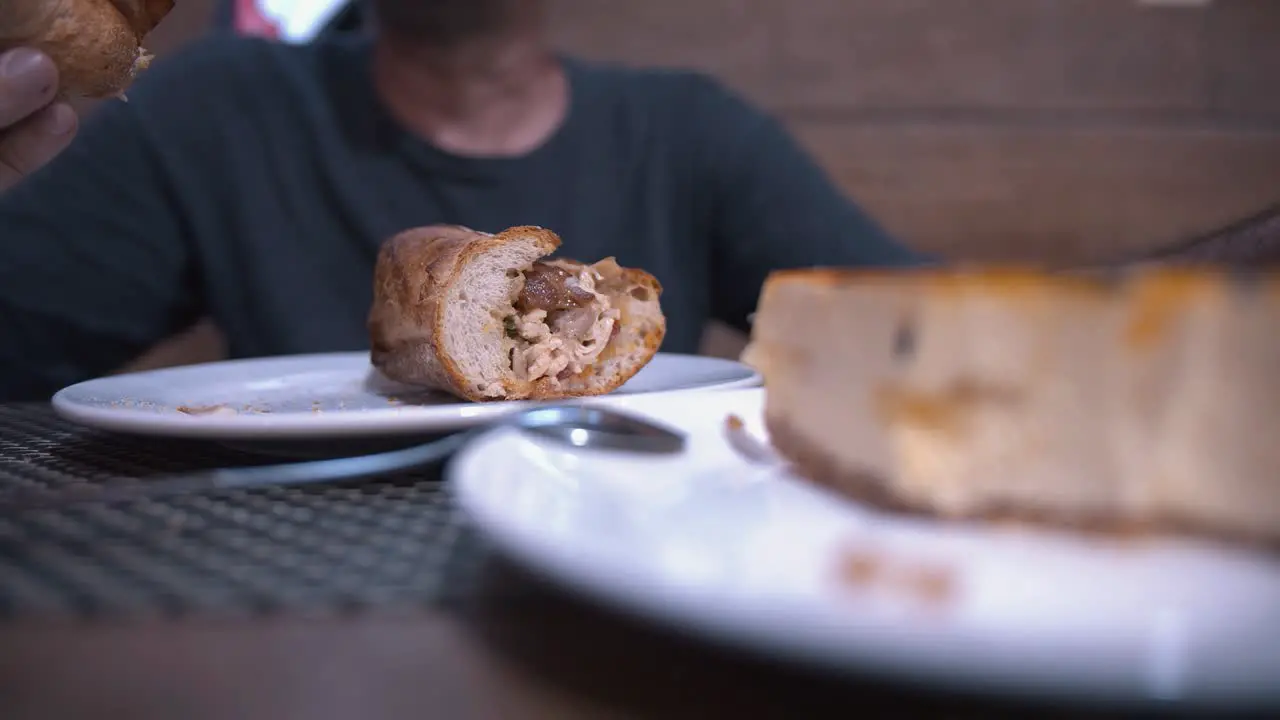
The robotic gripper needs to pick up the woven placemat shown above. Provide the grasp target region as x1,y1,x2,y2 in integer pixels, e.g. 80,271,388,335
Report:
0,405,489,618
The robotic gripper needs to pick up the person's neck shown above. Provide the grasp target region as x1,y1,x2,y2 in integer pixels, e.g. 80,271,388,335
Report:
372,31,568,157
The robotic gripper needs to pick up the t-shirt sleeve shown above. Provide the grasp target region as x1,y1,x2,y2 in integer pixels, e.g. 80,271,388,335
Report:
692,76,933,331
0,97,198,401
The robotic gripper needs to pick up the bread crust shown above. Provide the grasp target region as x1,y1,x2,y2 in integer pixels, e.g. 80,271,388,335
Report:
0,0,175,99
369,225,557,401
368,225,665,402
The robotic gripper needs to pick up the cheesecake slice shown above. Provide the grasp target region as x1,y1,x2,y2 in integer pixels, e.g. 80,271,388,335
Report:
741,267,1280,546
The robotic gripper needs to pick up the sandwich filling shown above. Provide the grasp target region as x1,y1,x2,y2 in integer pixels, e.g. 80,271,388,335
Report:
504,260,621,384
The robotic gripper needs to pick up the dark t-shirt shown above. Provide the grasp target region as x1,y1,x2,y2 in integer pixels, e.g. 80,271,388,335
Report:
0,36,924,401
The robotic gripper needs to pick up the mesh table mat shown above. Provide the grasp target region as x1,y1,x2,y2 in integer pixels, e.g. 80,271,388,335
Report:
0,404,491,618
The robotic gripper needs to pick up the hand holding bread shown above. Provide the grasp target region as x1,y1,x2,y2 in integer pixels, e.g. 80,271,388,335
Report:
0,0,174,190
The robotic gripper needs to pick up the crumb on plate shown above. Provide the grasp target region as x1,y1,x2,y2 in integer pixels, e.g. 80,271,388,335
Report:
834,544,957,609
723,414,780,465
176,404,236,416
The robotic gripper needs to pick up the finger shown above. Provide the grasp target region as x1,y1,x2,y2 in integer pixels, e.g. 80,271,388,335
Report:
0,48,59,130
0,102,77,190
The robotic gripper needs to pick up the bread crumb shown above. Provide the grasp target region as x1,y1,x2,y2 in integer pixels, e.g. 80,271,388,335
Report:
904,565,955,605
834,544,957,610
723,414,779,464
177,404,235,416
838,549,883,587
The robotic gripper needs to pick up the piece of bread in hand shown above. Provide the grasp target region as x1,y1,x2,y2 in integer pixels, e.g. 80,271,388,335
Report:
369,224,666,402
0,0,175,99
742,266,1280,547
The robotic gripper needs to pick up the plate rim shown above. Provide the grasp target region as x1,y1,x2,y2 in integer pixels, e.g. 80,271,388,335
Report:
49,351,761,439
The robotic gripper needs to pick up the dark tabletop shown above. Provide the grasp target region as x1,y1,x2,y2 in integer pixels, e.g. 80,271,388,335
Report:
0,405,1245,719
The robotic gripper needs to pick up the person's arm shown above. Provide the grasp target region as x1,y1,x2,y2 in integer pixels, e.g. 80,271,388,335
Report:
0,96,198,402
1136,203,1280,265
694,77,931,332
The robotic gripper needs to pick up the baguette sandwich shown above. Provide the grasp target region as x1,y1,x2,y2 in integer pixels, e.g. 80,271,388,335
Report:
743,266,1280,547
369,224,665,402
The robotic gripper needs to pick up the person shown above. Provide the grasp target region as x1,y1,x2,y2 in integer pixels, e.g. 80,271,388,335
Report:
0,0,1273,404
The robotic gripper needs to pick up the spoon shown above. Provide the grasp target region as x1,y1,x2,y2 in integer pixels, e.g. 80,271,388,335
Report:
0,404,686,513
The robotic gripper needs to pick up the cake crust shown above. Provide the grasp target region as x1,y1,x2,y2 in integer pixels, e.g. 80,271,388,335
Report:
765,410,1279,550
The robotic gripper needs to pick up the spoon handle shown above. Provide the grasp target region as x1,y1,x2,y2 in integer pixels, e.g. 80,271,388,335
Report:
0,433,471,514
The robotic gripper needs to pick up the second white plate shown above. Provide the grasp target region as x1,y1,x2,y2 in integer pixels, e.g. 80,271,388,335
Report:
451,388,1280,711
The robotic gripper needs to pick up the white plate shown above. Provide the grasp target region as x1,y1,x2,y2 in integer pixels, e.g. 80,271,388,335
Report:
50,352,759,439
450,388,1280,711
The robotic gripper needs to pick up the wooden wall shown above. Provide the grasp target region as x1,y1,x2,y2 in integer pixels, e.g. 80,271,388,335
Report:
549,0,1280,264
120,0,1280,367
548,0,1280,357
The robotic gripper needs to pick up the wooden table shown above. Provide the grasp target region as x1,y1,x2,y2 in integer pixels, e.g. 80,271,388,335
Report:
0,405,1230,720
0,555,1171,720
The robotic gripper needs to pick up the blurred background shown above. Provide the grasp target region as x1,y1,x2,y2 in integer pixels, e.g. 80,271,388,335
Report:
105,0,1280,368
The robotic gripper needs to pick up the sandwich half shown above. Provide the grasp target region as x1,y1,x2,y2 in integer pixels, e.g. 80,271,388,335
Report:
742,266,1280,547
369,224,666,402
